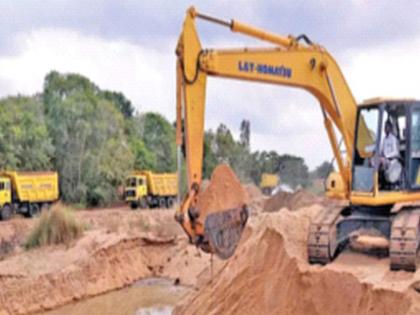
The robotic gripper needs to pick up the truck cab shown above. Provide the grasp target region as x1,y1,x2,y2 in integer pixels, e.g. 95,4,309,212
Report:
259,173,279,195
124,171,178,209
0,176,11,207
124,174,148,207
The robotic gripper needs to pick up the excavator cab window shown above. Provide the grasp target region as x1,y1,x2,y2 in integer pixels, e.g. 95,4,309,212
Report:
409,107,420,187
378,106,406,190
353,104,409,192
353,106,380,192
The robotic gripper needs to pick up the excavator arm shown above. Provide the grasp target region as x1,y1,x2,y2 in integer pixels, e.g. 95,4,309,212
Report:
175,7,359,258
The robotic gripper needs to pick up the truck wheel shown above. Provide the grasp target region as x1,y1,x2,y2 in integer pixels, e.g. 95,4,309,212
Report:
130,202,139,210
158,197,166,209
27,204,40,218
166,197,175,209
139,198,148,209
0,205,12,221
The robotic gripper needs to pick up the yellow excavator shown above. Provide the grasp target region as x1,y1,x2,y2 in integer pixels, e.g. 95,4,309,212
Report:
175,7,420,271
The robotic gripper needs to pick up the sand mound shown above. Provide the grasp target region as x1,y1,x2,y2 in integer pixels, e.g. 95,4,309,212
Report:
263,189,323,212
174,206,420,315
200,179,210,191
243,183,263,200
242,183,266,215
196,164,248,225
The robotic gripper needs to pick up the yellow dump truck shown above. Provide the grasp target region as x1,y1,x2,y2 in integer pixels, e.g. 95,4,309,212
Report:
124,171,178,209
0,171,59,220
260,173,280,195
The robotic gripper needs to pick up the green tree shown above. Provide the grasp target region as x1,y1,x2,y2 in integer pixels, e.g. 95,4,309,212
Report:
101,90,134,118
278,155,310,188
0,96,54,170
202,123,253,182
44,71,134,119
130,113,176,172
214,124,237,163
129,138,156,170
312,161,333,180
44,72,133,206
203,130,218,179
248,151,309,188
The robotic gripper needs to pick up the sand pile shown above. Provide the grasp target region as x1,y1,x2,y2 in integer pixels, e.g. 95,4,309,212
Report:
242,183,267,215
196,164,248,225
174,206,420,315
263,189,324,212
243,183,263,200
200,179,210,191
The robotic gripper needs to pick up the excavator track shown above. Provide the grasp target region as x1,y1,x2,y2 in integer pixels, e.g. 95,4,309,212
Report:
390,209,420,272
308,207,343,264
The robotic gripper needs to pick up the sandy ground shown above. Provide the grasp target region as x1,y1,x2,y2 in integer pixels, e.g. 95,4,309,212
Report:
2,186,420,315
174,192,420,315
0,207,221,315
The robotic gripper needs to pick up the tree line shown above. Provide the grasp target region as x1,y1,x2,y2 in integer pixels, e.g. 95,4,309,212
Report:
0,71,329,207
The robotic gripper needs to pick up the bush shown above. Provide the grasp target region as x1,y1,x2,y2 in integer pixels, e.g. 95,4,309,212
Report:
25,205,84,249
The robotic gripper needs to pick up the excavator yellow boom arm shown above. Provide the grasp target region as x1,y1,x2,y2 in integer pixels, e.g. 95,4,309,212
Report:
175,6,359,253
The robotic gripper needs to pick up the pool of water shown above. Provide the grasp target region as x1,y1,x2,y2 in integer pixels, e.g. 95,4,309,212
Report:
42,278,190,315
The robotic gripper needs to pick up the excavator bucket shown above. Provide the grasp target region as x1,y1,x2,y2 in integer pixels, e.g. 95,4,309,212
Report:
194,164,249,259
204,206,249,259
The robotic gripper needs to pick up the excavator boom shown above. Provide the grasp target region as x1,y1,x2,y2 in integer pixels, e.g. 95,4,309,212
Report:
175,7,358,259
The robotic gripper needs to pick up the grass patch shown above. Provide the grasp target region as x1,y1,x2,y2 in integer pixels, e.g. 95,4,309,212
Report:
25,205,85,249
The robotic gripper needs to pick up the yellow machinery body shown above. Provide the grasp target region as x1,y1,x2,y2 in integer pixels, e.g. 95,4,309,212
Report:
0,171,59,220
175,7,420,271
0,171,59,205
124,171,178,209
260,173,279,195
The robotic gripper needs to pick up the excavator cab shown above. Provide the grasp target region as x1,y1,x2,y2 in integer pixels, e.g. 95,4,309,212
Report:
351,98,420,195
310,99,420,271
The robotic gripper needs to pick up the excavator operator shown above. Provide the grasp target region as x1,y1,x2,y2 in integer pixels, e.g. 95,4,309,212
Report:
380,120,402,187
381,120,400,165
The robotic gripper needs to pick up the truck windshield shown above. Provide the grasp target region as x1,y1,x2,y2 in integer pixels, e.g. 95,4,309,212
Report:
126,178,137,187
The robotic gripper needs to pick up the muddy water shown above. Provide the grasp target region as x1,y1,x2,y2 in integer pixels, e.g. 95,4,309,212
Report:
41,278,191,315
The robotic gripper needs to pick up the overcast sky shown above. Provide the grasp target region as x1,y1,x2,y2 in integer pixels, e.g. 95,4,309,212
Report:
0,1,419,169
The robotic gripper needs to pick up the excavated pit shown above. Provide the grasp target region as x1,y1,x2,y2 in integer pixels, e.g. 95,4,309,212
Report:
0,209,219,315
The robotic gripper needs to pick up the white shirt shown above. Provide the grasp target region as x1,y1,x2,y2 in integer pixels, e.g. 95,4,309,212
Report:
382,133,400,159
